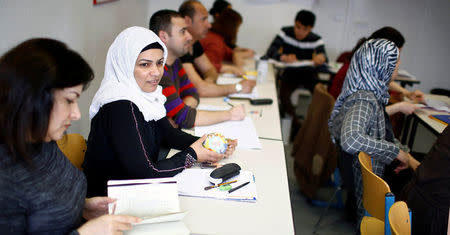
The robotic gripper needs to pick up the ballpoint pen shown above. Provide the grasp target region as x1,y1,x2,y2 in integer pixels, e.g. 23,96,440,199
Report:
223,97,234,107
228,181,250,193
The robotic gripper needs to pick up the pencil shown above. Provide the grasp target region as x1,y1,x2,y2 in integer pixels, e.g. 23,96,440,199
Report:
228,181,250,193
204,180,238,190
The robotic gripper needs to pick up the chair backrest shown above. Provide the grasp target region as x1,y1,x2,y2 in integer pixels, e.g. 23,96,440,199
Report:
56,133,87,170
389,201,411,235
358,152,392,221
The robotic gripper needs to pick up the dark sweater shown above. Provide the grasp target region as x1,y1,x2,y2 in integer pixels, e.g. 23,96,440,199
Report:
0,142,86,235
83,100,199,197
265,26,327,61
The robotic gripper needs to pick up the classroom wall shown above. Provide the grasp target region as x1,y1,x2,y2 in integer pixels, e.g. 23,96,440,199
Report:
0,0,449,137
0,0,150,137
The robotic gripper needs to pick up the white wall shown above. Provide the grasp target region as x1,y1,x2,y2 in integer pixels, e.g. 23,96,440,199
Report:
1,0,449,137
0,0,150,137
157,0,449,93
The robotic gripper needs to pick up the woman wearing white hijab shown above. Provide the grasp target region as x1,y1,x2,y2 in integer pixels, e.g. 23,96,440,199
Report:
83,26,235,197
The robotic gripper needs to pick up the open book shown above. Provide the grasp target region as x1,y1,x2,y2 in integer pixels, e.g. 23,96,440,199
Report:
107,178,190,235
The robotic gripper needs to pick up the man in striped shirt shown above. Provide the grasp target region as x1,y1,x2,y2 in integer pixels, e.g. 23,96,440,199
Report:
266,10,327,122
150,10,245,129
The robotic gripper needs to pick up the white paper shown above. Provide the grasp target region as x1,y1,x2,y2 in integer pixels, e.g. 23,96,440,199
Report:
425,98,450,112
107,178,180,219
174,168,257,202
124,221,190,235
268,58,314,68
216,76,259,99
197,104,230,111
195,117,262,149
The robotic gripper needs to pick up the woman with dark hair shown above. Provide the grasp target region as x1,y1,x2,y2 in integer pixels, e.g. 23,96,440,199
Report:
83,27,236,197
200,9,253,76
329,26,424,103
328,39,420,230
209,0,231,21
0,38,140,234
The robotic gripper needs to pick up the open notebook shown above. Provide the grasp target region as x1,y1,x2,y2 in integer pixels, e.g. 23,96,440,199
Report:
174,168,257,202
107,178,190,235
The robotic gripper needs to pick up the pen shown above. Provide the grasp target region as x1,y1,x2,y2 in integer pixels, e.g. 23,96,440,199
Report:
228,181,250,193
204,180,238,190
223,97,234,107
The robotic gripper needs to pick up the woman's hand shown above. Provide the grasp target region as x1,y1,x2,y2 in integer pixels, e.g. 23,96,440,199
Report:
225,139,238,157
77,214,141,235
394,150,410,174
190,135,225,163
239,79,256,94
83,197,116,220
408,155,421,171
386,101,419,115
406,90,425,103
228,104,245,121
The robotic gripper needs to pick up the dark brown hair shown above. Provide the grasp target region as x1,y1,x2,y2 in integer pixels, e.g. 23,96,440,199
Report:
0,38,93,164
211,9,242,47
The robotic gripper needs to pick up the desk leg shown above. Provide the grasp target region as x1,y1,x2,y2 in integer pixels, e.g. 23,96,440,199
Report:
401,115,413,145
407,117,419,149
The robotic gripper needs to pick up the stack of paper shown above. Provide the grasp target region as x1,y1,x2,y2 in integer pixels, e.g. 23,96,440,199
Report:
108,178,189,235
174,168,257,202
425,98,450,112
216,76,259,99
195,116,262,149
268,58,314,68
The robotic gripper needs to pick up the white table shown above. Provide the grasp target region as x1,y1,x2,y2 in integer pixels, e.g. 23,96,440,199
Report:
401,94,449,149
179,63,294,234
181,139,294,235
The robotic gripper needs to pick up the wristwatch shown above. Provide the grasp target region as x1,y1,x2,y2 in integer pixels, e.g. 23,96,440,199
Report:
235,83,243,93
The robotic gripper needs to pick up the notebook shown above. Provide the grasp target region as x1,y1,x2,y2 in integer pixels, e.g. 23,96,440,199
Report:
107,178,189,235
429,114,450,125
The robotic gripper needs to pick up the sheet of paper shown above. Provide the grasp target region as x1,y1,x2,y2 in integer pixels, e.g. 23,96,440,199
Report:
194,117,262,149
197,104,230,111
124,221,190,235
425,98,450,112
216,77,259,99
174,168,257,202
268,58,314,68
108,178,180,218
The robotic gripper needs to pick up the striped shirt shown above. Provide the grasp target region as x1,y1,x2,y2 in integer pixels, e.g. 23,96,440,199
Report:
265,26,326,61
160,59,199,128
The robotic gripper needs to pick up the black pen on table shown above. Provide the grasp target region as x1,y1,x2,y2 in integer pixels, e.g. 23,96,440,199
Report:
223,97,234,107
228,181,250,193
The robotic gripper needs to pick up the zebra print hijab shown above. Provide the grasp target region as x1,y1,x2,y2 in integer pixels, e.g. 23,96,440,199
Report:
330,39,399,121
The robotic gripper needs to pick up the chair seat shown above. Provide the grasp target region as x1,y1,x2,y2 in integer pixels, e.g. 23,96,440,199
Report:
361,216,384,235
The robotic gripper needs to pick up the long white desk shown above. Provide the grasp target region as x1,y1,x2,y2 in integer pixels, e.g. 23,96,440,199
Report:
401,94,449,149
181,139,293,235
180,63,294,234
198,80,282,141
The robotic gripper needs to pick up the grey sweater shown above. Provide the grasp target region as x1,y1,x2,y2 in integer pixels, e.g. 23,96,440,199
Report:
0,142,86,234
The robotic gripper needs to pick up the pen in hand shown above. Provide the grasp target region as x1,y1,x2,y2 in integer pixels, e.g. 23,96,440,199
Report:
228,181,250,193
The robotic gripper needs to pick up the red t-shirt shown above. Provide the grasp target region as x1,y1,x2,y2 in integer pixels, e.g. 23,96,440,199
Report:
200,31,233,71
329,61,350,99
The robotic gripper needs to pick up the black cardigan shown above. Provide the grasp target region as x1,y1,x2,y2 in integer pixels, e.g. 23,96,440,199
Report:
83,100,199,196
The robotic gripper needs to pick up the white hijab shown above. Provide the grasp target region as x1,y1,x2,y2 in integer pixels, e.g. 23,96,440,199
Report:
89,26,168,122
